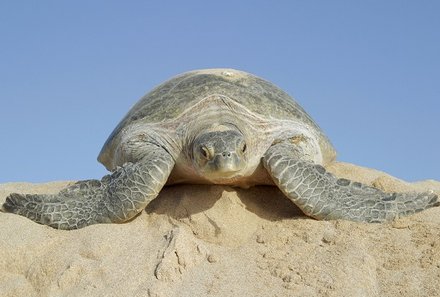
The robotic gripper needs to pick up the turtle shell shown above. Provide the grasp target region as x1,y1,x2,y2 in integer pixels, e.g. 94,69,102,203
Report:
98,69,335,167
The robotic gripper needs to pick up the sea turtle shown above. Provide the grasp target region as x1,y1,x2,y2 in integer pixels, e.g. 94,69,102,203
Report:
3,69,439,229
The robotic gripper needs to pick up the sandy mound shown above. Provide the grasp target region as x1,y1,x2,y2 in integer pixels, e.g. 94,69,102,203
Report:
1,162,439,297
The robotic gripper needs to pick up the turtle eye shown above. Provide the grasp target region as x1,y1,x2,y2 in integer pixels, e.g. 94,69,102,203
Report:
200,146,210,159
241,143,247,153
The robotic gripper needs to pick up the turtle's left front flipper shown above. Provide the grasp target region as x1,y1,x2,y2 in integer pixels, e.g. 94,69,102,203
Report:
2,147,174,229
263,142,439,223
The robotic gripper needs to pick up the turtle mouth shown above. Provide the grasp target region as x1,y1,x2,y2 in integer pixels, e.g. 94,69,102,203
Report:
199,154,245,181
204,173,244,184
198,162,245,183
200,165,242,177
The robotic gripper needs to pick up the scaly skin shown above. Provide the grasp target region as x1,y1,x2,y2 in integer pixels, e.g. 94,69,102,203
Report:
263,142,439,223
3,147,174,229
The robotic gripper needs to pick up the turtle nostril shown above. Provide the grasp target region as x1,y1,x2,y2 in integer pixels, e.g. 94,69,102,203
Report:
222,152,232,158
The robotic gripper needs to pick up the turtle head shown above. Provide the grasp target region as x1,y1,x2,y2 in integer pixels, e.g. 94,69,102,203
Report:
192,127,247,181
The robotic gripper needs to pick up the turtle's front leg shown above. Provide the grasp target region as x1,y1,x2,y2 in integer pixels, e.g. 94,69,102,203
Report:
263,142,439,223
2,147,174,229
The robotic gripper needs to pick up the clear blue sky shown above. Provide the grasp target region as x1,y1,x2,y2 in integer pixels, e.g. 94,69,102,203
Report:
1,1,439,183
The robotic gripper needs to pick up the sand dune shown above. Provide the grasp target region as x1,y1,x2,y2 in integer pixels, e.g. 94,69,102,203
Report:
1,162,439,297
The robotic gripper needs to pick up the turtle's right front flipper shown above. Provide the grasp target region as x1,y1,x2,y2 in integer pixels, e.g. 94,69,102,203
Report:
2,147,174,229
263,142,439,223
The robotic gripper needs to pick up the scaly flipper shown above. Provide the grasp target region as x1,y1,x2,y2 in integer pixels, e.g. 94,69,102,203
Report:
2,147,174,229
263,142,439,223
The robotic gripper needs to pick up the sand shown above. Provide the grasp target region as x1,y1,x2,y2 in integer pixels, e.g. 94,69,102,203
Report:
1,162,439,297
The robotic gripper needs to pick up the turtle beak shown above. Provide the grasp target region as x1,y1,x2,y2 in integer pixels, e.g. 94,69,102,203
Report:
211,151,242,174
